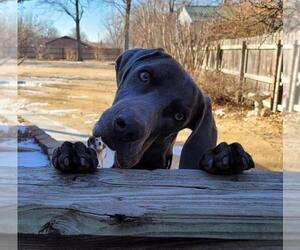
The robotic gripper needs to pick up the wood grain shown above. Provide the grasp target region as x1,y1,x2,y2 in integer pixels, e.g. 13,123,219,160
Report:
18,167,284,241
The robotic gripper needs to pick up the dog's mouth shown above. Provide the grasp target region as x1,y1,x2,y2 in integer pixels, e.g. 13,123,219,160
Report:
101,136,144,169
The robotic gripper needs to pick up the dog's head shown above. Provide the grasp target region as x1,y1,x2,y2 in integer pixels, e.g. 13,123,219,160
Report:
93,48,216,168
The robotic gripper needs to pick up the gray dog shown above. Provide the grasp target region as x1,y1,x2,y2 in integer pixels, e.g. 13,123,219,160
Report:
52,48,254,175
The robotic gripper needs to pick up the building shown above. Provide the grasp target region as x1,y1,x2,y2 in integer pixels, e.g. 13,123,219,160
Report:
45,36,95,60
46,36,93,51
177,5,222,26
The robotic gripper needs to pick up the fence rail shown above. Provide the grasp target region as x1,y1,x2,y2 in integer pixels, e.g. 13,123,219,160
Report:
19,47,122,62
201,32,300,112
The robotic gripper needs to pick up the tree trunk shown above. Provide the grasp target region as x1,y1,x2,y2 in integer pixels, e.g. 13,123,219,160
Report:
169,0,175,13
75,0,83,61
124,0,131,50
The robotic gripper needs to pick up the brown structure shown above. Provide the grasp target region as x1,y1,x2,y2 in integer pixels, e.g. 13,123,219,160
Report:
45,36,95,60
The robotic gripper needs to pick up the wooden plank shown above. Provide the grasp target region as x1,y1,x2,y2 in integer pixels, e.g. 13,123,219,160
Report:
247,44,278,50
215,44,221,70
18,167,283,240
283,44,294,50
237,41,247,101
244,73,273,84
289,40,300,112
220,45,242,50
272,41,283,112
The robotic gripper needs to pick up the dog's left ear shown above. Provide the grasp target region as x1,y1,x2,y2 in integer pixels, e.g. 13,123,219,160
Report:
115,48,165,87
179,94,217,169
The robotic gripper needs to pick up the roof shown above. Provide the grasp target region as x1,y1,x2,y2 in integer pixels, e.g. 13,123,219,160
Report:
178,5,224,22
46,36,91,47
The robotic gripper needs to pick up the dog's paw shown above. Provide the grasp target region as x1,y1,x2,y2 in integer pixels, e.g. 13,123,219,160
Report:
51,141,98,173
199,142,255,175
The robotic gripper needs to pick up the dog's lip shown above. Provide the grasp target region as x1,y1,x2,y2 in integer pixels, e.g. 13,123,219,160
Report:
102,135,143,152
101,136,117,151
101,133,157,169
115,153,140,169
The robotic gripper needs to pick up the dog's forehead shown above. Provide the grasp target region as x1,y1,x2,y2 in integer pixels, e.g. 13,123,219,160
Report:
140,57,183,72
136,58,192,86
118,55,198,106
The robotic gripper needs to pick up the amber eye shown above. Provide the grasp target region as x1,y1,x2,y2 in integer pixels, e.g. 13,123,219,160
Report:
139,71,151,82
174,113,185,121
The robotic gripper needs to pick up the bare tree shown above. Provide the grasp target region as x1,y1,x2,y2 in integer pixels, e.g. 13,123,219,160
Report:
18,14,59,58
208,0,283,39
69,27,88,42
104,0,132,50
1,1,17,65
104,12,124,48
131,0,211,73
39,0,91,61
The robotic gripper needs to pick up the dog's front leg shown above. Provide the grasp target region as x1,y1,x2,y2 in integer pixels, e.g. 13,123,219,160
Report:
199,142,255,175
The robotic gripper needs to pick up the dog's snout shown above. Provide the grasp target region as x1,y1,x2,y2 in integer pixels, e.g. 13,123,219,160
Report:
113,114,141,142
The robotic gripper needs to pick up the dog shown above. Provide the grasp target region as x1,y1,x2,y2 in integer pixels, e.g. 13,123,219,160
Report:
87,136,107,168
52,48,254,175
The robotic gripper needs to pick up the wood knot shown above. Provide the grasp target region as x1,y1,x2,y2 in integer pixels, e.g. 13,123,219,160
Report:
109,213,140,225
110,214,127,223
39,219,61,235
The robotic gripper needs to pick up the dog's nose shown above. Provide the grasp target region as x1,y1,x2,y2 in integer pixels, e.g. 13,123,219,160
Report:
114,117,127,131
113,115,141,142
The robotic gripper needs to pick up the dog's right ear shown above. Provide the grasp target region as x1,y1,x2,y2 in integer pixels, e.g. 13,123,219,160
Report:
115,48,165,87
115,49,139,86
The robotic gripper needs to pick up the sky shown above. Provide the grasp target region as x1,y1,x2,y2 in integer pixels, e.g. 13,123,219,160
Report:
18,0,113,42
16,0,219,43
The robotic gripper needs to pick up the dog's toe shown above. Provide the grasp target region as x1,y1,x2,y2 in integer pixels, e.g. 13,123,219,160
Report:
52,142,75,172
74,142,98,172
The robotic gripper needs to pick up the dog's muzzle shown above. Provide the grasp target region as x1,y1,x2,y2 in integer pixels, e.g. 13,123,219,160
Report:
93,101,156,168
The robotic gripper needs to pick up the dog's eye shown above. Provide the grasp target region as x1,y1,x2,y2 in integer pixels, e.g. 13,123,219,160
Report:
174,113,185,121
139,71,151,82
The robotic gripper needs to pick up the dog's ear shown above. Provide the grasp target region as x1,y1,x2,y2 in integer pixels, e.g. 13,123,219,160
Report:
179,94,217,169
115,48,165,87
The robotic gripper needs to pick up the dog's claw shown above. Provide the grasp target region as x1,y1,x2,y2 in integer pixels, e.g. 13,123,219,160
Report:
63,157,70,167
200,142,255,175
222,156,229,165
52,141,98,173
80,157,87,166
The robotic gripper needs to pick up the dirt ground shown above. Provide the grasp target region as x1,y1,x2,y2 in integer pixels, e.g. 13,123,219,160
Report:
16,60,282,171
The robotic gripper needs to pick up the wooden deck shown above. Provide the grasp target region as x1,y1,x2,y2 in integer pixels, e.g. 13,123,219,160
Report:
18,167,283,249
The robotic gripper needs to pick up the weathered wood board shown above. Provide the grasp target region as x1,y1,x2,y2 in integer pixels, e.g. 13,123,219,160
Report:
18,167,283,247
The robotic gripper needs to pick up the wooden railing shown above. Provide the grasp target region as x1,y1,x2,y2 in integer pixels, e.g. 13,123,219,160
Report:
18,167,283,249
